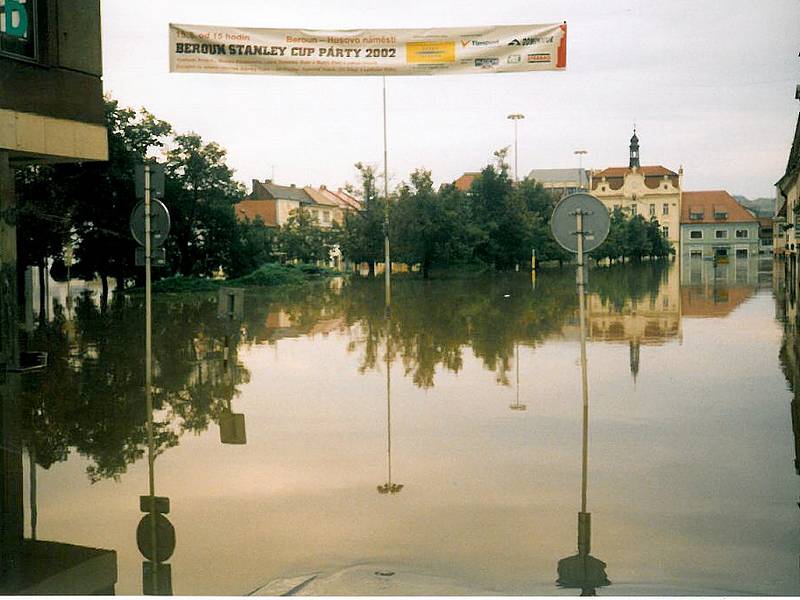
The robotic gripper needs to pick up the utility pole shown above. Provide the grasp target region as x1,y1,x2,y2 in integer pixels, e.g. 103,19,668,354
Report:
507,113,525,183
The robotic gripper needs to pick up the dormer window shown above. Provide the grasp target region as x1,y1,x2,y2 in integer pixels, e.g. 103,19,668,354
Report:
689,207,704,220
713,205,728,220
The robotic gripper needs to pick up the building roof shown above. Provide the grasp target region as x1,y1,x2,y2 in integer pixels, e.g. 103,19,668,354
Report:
303,186,340,207
454,172,480,192
527,168,588,187
328,188,363,211
593,165,677,178
680,190,758,225
777,108,800,191
250,179,312,203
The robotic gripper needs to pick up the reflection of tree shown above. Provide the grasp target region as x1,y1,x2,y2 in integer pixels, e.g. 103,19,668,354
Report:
341,273,578,388
590,261,667,312
19,291,249,483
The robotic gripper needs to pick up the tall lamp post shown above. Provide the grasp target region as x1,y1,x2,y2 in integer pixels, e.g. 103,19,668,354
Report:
507,113,525,183
574,150,588,191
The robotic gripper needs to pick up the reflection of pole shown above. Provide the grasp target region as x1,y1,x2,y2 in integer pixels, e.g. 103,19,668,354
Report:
382,76,391,306
144,164,158,593
28,448,36,541
386,324,392,487
576,210,589,515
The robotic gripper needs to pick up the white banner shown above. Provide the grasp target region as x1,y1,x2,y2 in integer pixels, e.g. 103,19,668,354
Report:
169,23,566,76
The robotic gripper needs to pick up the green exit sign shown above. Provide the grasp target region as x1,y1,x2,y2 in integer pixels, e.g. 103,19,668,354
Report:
1,0,36,60
1,0,28,37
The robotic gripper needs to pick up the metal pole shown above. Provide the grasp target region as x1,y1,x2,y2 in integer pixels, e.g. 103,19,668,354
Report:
144,164,158,592
28,448,36,541
513,120,518,183
382,76,391,306
576,210,590,515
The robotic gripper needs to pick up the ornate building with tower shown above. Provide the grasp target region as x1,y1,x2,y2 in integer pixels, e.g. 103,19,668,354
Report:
590,130,683,247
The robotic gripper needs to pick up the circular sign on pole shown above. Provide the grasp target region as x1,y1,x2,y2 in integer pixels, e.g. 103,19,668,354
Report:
136,513,176,562
130,199,171,248
550,193,610,254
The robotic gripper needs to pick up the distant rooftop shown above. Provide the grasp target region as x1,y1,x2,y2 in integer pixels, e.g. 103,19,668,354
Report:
527,168,588,187
250,179,312,203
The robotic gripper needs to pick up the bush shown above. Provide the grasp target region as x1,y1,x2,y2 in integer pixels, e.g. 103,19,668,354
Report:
231,263,308,287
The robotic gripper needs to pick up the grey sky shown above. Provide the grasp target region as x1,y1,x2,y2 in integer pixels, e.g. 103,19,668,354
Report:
101,0,799,198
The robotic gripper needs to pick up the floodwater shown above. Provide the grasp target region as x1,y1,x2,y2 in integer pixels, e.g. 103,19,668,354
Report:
1,258,798,595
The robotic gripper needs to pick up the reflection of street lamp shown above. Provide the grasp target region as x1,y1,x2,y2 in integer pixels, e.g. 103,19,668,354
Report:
510,341,527,411
507,113,525,183
377,309,403,495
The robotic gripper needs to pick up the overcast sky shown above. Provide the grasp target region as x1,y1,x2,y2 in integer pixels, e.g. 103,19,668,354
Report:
101,0,799,199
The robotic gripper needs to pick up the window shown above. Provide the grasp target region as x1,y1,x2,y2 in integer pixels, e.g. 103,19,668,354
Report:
322,211,331,224
662,225,669,238
0,0,37,61
630,204,637,215
690,249,703,258
601,186,607,192
662,203,669,215
761,238,771,246
715,230,728,239
689,207,704,220
649,203,656,217
735,249,748,258
735,229,748,238
714,206,728,220
689,230,703,239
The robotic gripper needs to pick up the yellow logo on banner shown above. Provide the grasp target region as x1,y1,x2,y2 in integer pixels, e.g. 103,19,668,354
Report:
406,41,455,64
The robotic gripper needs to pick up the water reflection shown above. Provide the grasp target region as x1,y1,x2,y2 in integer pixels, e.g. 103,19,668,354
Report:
8,258,798,595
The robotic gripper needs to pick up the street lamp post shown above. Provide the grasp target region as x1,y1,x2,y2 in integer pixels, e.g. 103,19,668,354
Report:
574,150,588,190
507,113,525,183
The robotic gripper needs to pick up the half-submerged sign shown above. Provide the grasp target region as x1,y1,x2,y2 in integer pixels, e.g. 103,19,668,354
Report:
169,23,566,76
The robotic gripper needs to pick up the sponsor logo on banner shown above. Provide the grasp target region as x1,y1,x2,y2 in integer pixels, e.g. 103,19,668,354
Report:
475,57,499,68
461,39,498,48
407,41,455,64
507,54,521,64
527,53,550,63
509,36,555,46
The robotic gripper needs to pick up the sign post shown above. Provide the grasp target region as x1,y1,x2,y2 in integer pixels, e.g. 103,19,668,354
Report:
130,162,171,595
551,193,610,594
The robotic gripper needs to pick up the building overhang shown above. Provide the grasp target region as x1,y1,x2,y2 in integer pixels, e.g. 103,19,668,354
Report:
0,109,107,165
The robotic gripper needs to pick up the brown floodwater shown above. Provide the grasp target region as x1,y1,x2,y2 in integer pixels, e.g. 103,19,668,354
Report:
1,258,797,595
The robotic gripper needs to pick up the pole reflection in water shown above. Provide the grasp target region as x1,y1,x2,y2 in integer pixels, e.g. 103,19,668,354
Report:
377,303,402,495
556,206,610,596
510,341,527,411
137,399,175,595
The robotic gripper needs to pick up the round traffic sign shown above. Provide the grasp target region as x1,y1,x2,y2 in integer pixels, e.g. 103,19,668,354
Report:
136,513,176,562
550,193,610,254
130,199,171,248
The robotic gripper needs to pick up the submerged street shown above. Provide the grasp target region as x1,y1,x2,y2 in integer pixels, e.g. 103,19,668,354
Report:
3,260,797,595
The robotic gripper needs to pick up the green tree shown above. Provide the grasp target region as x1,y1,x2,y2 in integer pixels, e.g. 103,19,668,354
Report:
66,99,172,304
164,132,246,277
277,207,329,263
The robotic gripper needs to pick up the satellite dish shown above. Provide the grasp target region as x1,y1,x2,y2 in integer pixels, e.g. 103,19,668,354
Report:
550,193,610,254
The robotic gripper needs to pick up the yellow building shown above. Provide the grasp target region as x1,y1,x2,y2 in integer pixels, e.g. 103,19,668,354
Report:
590,130,683,247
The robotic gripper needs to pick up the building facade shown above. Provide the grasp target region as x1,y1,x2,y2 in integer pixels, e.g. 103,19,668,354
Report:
236,179,361,228
776,86,800,261
679,190,760,260
1,0,107,369
590,130,683,247
527,168,588,197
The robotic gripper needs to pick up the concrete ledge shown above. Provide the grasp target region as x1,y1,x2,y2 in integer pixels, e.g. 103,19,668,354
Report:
0,109,107,162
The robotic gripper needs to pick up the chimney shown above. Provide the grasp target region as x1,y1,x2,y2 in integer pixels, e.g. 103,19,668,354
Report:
290,183,296,188
265,179,272,184
320,184,327,190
